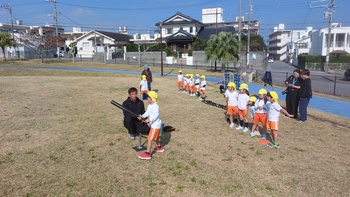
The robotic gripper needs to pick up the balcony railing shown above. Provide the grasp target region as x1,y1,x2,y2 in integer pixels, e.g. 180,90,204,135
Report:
335,41,345,48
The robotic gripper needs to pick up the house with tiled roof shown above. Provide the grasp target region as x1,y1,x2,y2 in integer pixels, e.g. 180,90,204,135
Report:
155,12,205,57
74,30,131,60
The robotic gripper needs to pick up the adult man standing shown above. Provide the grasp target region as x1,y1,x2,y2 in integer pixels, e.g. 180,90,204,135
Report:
141,64,153,91
122,87,149,140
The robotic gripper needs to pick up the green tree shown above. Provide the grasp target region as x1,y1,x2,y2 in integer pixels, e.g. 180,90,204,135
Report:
0,32,16,61
192,37,207,50
205,32,240,72
240,34,267,51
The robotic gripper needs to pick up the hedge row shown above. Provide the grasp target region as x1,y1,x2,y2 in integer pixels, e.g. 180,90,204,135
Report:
298,55,350,68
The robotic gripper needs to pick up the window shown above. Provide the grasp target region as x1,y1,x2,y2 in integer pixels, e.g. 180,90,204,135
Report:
189,27,193,33
180,27,183,31
335,33,345,47
166,28,173,34
82,42,90,47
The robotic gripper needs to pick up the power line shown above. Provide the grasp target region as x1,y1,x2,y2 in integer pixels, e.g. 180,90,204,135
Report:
56,0,228,11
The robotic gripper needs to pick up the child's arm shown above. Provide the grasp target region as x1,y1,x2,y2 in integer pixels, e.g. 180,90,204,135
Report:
280,108,294,117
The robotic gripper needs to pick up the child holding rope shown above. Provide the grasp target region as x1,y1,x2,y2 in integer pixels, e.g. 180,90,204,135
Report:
236,83,250,132
247,96,260,135
266,91,294,148
137,91,164,160
226,82,239,128
195,74,200,98
250,89,269,139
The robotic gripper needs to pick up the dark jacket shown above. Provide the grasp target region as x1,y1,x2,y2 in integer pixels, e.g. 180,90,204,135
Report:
285,75,303,93
122,97,145,119
299,78,312,99
141,69,153,83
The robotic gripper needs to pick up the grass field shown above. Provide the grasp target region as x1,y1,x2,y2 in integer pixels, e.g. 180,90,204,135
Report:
0,69,349,196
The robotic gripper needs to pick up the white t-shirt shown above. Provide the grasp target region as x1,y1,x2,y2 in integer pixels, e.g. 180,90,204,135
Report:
195,78,200,88
177,74,183,82
183,78,187,85
140,80,148,91
267,102,282,122
237,94,249,110
186,78,191,85
189,78,194,86
142,103,162,129
224,89,230,97
226,91,238,106
200,80,206,90
254,99,269,114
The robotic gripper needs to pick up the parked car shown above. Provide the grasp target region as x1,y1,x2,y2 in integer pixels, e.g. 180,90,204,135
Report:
345,68,350,81
268,58,274,63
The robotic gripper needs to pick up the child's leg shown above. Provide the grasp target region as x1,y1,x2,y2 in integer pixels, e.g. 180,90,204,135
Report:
271,130,278,143
229,115,234,124
146,139,153,153
251,124,257,132
155,138,161,147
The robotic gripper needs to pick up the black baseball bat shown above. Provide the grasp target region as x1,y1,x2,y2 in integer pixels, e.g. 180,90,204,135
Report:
111,100,139,117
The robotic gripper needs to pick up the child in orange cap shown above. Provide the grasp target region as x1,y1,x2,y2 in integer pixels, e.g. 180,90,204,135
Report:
266,91,294,148
138,91,164,159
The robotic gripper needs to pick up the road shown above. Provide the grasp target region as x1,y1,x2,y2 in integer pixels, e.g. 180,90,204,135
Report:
257,61,350,98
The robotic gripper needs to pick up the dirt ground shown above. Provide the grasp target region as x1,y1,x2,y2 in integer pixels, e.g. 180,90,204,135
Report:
0,72,349,196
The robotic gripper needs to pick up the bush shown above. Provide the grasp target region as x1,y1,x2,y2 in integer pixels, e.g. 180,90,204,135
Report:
298,54,350,69
187,49,193,56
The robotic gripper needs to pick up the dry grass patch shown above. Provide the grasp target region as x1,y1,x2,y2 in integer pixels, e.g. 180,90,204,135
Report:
0,74,349,196
0,59,225,78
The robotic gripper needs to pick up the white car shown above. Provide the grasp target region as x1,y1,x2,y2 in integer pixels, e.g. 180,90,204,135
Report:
268,58,274,63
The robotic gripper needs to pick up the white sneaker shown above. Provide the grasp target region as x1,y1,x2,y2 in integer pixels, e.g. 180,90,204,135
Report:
236,126,243,130
254,131,261,136
229,123,234,128
250,132,255,137
243,127,249,132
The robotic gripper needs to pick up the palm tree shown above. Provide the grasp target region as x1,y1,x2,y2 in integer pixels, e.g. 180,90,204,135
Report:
0,32,16,61
205,32,240,72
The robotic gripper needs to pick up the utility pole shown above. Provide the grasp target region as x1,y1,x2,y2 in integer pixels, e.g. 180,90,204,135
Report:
0,3,15,58
238,0,242,69
247,0,252,67
0,3,14,40
46,0,60,59
159,22,164,76
310,0,336,73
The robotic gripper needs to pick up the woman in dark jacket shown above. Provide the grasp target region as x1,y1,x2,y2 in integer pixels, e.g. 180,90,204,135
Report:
299,69,312,122
141,64,152,91
285,69,303,119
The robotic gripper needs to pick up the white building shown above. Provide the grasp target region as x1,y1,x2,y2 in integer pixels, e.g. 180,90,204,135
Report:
268,24,313,62
309,24,350,56
202,7,224,24
74,30,131,60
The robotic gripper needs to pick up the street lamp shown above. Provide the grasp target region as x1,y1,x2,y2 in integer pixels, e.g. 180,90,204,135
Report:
159,21,164,76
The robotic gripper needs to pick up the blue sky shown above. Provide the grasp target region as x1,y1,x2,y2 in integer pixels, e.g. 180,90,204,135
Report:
1,0,349,41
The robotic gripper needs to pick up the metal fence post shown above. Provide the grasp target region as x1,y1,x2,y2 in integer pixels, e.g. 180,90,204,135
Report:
333,76,337,96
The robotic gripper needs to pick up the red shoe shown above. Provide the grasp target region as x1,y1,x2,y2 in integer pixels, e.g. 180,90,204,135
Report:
138,152,152,160
154,146,165,153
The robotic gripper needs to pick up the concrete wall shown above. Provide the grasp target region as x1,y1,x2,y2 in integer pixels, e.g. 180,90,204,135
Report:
125,50,267,70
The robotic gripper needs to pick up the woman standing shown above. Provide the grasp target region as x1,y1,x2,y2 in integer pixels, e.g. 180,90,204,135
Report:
285,69,303,119
141,64,152,91
299,69,312,122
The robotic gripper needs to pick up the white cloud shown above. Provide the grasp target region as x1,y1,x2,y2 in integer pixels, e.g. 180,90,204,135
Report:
70,8,96,16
